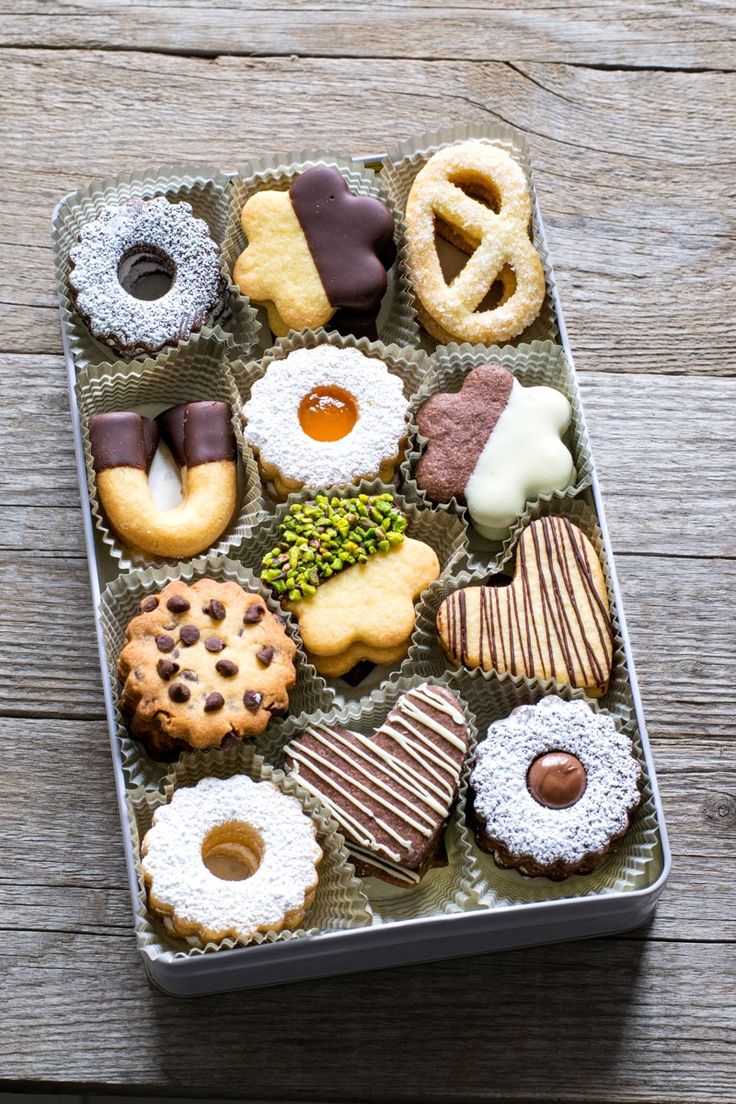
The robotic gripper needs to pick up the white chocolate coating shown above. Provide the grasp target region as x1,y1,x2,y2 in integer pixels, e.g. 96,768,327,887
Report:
465,379,574,538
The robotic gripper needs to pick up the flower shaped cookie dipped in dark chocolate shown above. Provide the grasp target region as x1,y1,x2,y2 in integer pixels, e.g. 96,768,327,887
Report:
233,165,396,340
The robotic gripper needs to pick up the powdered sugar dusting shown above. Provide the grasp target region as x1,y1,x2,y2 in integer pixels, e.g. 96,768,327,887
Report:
69,196,223,356
242,346,409,486
142,775,322,941
470,697,641,868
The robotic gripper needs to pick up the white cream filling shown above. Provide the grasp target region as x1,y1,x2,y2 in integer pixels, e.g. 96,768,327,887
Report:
465,379,574,539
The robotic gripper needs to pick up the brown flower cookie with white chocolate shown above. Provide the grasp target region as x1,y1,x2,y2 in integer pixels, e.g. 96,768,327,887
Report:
261,494,440,677
119,579,297,757
233,165,396,340
437,516,613,696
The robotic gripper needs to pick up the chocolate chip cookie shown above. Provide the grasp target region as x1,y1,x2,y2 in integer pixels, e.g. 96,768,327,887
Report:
118,578,297,757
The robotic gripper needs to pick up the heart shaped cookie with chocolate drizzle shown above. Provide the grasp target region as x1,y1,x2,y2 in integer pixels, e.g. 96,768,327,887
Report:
284,683,470,886
437,516,613,696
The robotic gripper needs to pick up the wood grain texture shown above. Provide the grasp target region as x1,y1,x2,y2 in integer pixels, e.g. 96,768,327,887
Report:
1,0,735,69
1,50,735,373
1,3,735,1099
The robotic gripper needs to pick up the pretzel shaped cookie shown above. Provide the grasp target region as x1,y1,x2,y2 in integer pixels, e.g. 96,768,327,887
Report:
405,141,546,344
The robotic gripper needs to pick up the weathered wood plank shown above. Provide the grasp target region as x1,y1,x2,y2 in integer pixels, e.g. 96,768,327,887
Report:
1,355,735,556
0,927,733,1101
1,51,734,373
1,0,734,70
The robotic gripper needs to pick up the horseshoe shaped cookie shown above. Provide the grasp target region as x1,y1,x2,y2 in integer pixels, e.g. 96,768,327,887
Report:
89,401,237,558
405,140,546,344
437,516,613,696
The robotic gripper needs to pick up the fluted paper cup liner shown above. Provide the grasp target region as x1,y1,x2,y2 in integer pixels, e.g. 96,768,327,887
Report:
52,164,260,374
99,554,335,789
400,339,593,572
257,672,479,922
382,122,559,351
230,327,435,505
75,335,263,571
454,677,660,905
222,149,419,351
125,743,372,960
407,492,633,722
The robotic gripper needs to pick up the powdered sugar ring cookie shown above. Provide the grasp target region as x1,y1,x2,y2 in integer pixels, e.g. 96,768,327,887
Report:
242,346,410,497
142,775,323,944
469,697,641,880
405,141,545,345
69,196,225,357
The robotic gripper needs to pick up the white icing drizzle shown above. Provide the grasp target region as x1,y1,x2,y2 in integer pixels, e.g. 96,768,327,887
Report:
284,684,468,876
346,844,422,885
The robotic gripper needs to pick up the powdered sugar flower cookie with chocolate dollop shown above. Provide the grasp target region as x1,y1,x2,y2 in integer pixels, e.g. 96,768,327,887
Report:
416,363,574,538
242,346,410,497
469,696,641,880
142,775,322,945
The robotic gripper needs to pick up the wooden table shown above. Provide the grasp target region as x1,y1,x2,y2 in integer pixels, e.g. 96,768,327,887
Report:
1,3,735,1101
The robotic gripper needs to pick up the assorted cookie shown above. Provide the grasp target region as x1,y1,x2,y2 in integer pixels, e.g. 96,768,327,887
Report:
260,493,440,677
118,579,297,758
415,363,574,538
69,196,225,357
468,697,641,880
242,345,410,497
437,516,613,696
405,140,545,344
142,775,322,943
284,684,470,885
89,400,237,559
233,165,396,340
61,145,650,950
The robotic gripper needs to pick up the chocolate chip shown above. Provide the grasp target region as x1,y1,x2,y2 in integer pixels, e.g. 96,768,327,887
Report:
215,659,238,677
203,599,226,620
168,682,190,703
256,646,275,666
156,658,180,681
243,690,262,711
179,624,200,646
204,636,224,653
134,667,145,681
204,692,225,712
140,596,159,613
221,732,239,748
266,701,287,718
166,595,190,613
155,634,175,653
243,604,265,624
181,668,198,683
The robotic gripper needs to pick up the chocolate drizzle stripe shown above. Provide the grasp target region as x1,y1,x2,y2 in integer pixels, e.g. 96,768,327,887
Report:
564,518,614,653
526,525,559,681
535,519,582,684
547,517,605,686
458,588,468,665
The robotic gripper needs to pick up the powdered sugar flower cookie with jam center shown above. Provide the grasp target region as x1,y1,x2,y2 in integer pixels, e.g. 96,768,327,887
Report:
242,346,410,497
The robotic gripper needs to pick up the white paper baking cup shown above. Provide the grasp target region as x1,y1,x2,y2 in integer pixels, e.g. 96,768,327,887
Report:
222,149,419,350
454,677,660,905
406,493,633,721
99,553,336,789
382,121,559,351
127,743,372,960
52,164,260,373
230,327,435,503
75,334,263,571
257,671,480,922
400,339,592,572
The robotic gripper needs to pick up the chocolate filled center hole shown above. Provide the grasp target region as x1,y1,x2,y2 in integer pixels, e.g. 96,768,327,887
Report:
201,821,264,881
298,385,359,442
117,245,175,301
527,751,587,809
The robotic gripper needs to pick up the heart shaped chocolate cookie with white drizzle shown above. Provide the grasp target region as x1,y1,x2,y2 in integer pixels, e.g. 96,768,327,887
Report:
284,684,469,886
437,516,614,696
